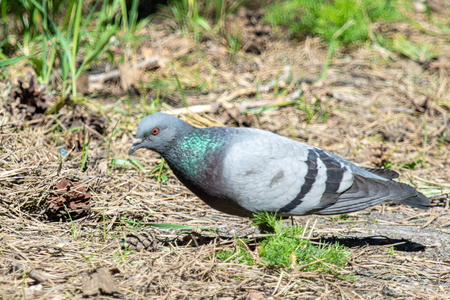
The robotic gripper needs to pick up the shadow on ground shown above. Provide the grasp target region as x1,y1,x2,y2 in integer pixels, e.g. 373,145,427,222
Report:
320,235,426,252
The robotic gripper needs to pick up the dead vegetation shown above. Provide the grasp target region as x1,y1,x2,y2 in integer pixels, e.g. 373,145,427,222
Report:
1,3,449,299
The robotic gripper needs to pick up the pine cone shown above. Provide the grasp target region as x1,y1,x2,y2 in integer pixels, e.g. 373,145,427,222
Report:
6,72,52,119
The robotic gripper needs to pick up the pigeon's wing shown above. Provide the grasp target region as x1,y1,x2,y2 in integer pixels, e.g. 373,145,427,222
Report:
361,167,399,179
315,173,430,214
221,129,354,215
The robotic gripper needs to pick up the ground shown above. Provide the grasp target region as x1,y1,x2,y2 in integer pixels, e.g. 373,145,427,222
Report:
0,4,449,300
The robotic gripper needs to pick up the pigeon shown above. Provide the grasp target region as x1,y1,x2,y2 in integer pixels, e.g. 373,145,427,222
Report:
129,112,430,219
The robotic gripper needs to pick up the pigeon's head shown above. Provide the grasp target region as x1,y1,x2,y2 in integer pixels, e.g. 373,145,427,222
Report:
129,113,193,155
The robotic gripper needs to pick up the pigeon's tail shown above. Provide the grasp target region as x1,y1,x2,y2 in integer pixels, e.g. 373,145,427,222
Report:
392,185,430,209
315,174,430,215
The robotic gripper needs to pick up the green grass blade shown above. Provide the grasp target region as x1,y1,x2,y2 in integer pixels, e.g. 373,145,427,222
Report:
128,0,139,34
129,158,145,172
40,0,48,80
120,0,129,33
111,158,144,172
79,0,101,39
0,56,31,67
81,136,92,171
123,220,216,231
27,0,76,95
72,0,84,61
61,0,77,30
111,158,134,167
43,45,58,84
175,76,188,108
77,24,118,77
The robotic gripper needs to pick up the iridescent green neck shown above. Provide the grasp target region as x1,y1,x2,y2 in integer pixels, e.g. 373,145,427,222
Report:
165,127,230,178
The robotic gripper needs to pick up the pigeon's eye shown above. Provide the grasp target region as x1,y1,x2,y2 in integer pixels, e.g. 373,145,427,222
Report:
151,128,160,135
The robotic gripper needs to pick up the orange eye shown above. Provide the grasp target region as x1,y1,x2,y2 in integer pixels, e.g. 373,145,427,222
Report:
152,128,160,135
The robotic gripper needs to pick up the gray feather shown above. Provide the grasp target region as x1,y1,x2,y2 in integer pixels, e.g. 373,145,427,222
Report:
316,174,429,215
362,167,399,179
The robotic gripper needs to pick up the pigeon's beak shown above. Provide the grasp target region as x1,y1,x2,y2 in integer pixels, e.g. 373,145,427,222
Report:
129,138,143,155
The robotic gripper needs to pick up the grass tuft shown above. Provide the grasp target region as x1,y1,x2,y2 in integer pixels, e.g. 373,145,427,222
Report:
264,0,404,45
217,212,351,277
388,34,440,63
